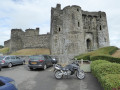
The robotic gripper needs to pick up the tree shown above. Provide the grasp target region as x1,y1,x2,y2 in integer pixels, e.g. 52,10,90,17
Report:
0,45,4,49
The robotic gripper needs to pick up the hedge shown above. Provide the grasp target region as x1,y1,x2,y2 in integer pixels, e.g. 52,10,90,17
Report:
75,54,90,60
93,63,120,80
91,60,120,90
101,74,120,90
90,55,120,63
108,46,119,55
91,60,111,75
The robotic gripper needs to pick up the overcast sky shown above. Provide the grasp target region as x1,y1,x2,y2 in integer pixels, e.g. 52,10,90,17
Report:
0,0,120,47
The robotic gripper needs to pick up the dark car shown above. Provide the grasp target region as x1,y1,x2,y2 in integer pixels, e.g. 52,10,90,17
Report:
28,55,53,70
51,57,58,64
0,76,18,90
0,63,1,71
0,56,25,68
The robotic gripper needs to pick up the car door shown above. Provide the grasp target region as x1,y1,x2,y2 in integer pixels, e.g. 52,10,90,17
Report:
5,57,11,65
16,57,22,64
11,56,17,65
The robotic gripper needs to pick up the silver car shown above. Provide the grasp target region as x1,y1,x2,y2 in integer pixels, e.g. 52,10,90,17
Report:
0,56,25,68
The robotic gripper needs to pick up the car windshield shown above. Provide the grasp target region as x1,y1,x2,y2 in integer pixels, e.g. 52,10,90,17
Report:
0,56,5,60
29,56,44,61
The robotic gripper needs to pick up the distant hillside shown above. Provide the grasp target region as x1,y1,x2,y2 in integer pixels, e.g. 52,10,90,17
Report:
11,48,50,55
0,47,9,54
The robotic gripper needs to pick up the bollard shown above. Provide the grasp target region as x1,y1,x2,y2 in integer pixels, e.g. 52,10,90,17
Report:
81,59,83,65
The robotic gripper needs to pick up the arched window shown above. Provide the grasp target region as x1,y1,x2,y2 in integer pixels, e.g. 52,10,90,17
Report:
77,8,79,12
86,39,92,51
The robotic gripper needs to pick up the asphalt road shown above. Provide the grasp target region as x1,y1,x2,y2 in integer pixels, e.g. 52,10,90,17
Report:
0,65,104,90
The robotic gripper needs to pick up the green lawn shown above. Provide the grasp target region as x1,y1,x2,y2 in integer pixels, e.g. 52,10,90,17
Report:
75,46,118,60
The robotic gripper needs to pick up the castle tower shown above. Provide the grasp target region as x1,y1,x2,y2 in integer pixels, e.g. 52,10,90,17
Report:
50,4,86,60
50,4,109,60
10,29,24,52
97,11,110,48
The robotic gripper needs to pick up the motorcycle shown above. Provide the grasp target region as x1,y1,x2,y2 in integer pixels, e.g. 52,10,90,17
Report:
53,61,85,79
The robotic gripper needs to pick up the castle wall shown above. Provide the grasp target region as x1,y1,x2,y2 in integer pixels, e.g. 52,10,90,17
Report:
50,4,86,60
8,28,50,52
4,39,10,48
23,34,50,49
10,29,24,52
97,12,110,47
50,4,110,61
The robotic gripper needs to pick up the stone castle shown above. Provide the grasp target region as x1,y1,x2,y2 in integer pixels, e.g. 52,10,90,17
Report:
4,4,110,60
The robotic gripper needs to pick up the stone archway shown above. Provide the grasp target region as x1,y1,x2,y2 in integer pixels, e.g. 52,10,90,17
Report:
86,39,92,51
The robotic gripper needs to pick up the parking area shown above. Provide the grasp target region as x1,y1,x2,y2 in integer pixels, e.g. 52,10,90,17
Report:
0,64,104,90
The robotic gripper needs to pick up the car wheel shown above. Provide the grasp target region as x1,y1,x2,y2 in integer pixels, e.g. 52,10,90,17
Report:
43,65,47,70
22,61,25,65
8,63,12,68
29,67,33,70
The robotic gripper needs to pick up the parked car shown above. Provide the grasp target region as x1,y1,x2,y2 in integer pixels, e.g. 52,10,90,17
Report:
0,76,17,90
28,55,53,70
0,56,25,68
0,63,1,71
51,57,58,64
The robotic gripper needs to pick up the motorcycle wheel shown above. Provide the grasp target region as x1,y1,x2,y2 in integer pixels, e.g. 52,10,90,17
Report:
54,70,63,79
76,70,85,80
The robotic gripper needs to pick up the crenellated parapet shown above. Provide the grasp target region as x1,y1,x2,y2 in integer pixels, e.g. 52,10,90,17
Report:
5,27,50,52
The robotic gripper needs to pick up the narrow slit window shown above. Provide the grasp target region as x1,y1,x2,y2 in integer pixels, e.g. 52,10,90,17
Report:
77,8,79,12
78,22,80,27
104,38,106,42
59,27,61,32
100,25,102,30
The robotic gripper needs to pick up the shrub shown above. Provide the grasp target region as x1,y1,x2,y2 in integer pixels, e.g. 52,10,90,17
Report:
101,74,120,90
90,55,120,63
91,60,111,75
91,60,120,90
93,63,120,81
75,54,90,60
75,46,119,63
108,46,119,55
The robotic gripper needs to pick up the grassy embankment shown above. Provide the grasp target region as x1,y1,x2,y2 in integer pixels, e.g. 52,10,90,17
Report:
11,48,50,55
75,46,119,62
0,47,9,54
0,48,50,55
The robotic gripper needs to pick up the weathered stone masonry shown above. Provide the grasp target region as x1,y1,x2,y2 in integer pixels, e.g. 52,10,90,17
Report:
5,28,50,52
4,4,110,60
50,4,109,60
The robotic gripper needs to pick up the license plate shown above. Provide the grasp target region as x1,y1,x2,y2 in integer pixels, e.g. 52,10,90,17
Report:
31,62,37,64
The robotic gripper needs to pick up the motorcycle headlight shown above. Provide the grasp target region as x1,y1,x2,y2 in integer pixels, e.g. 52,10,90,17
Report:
55,66,60,70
